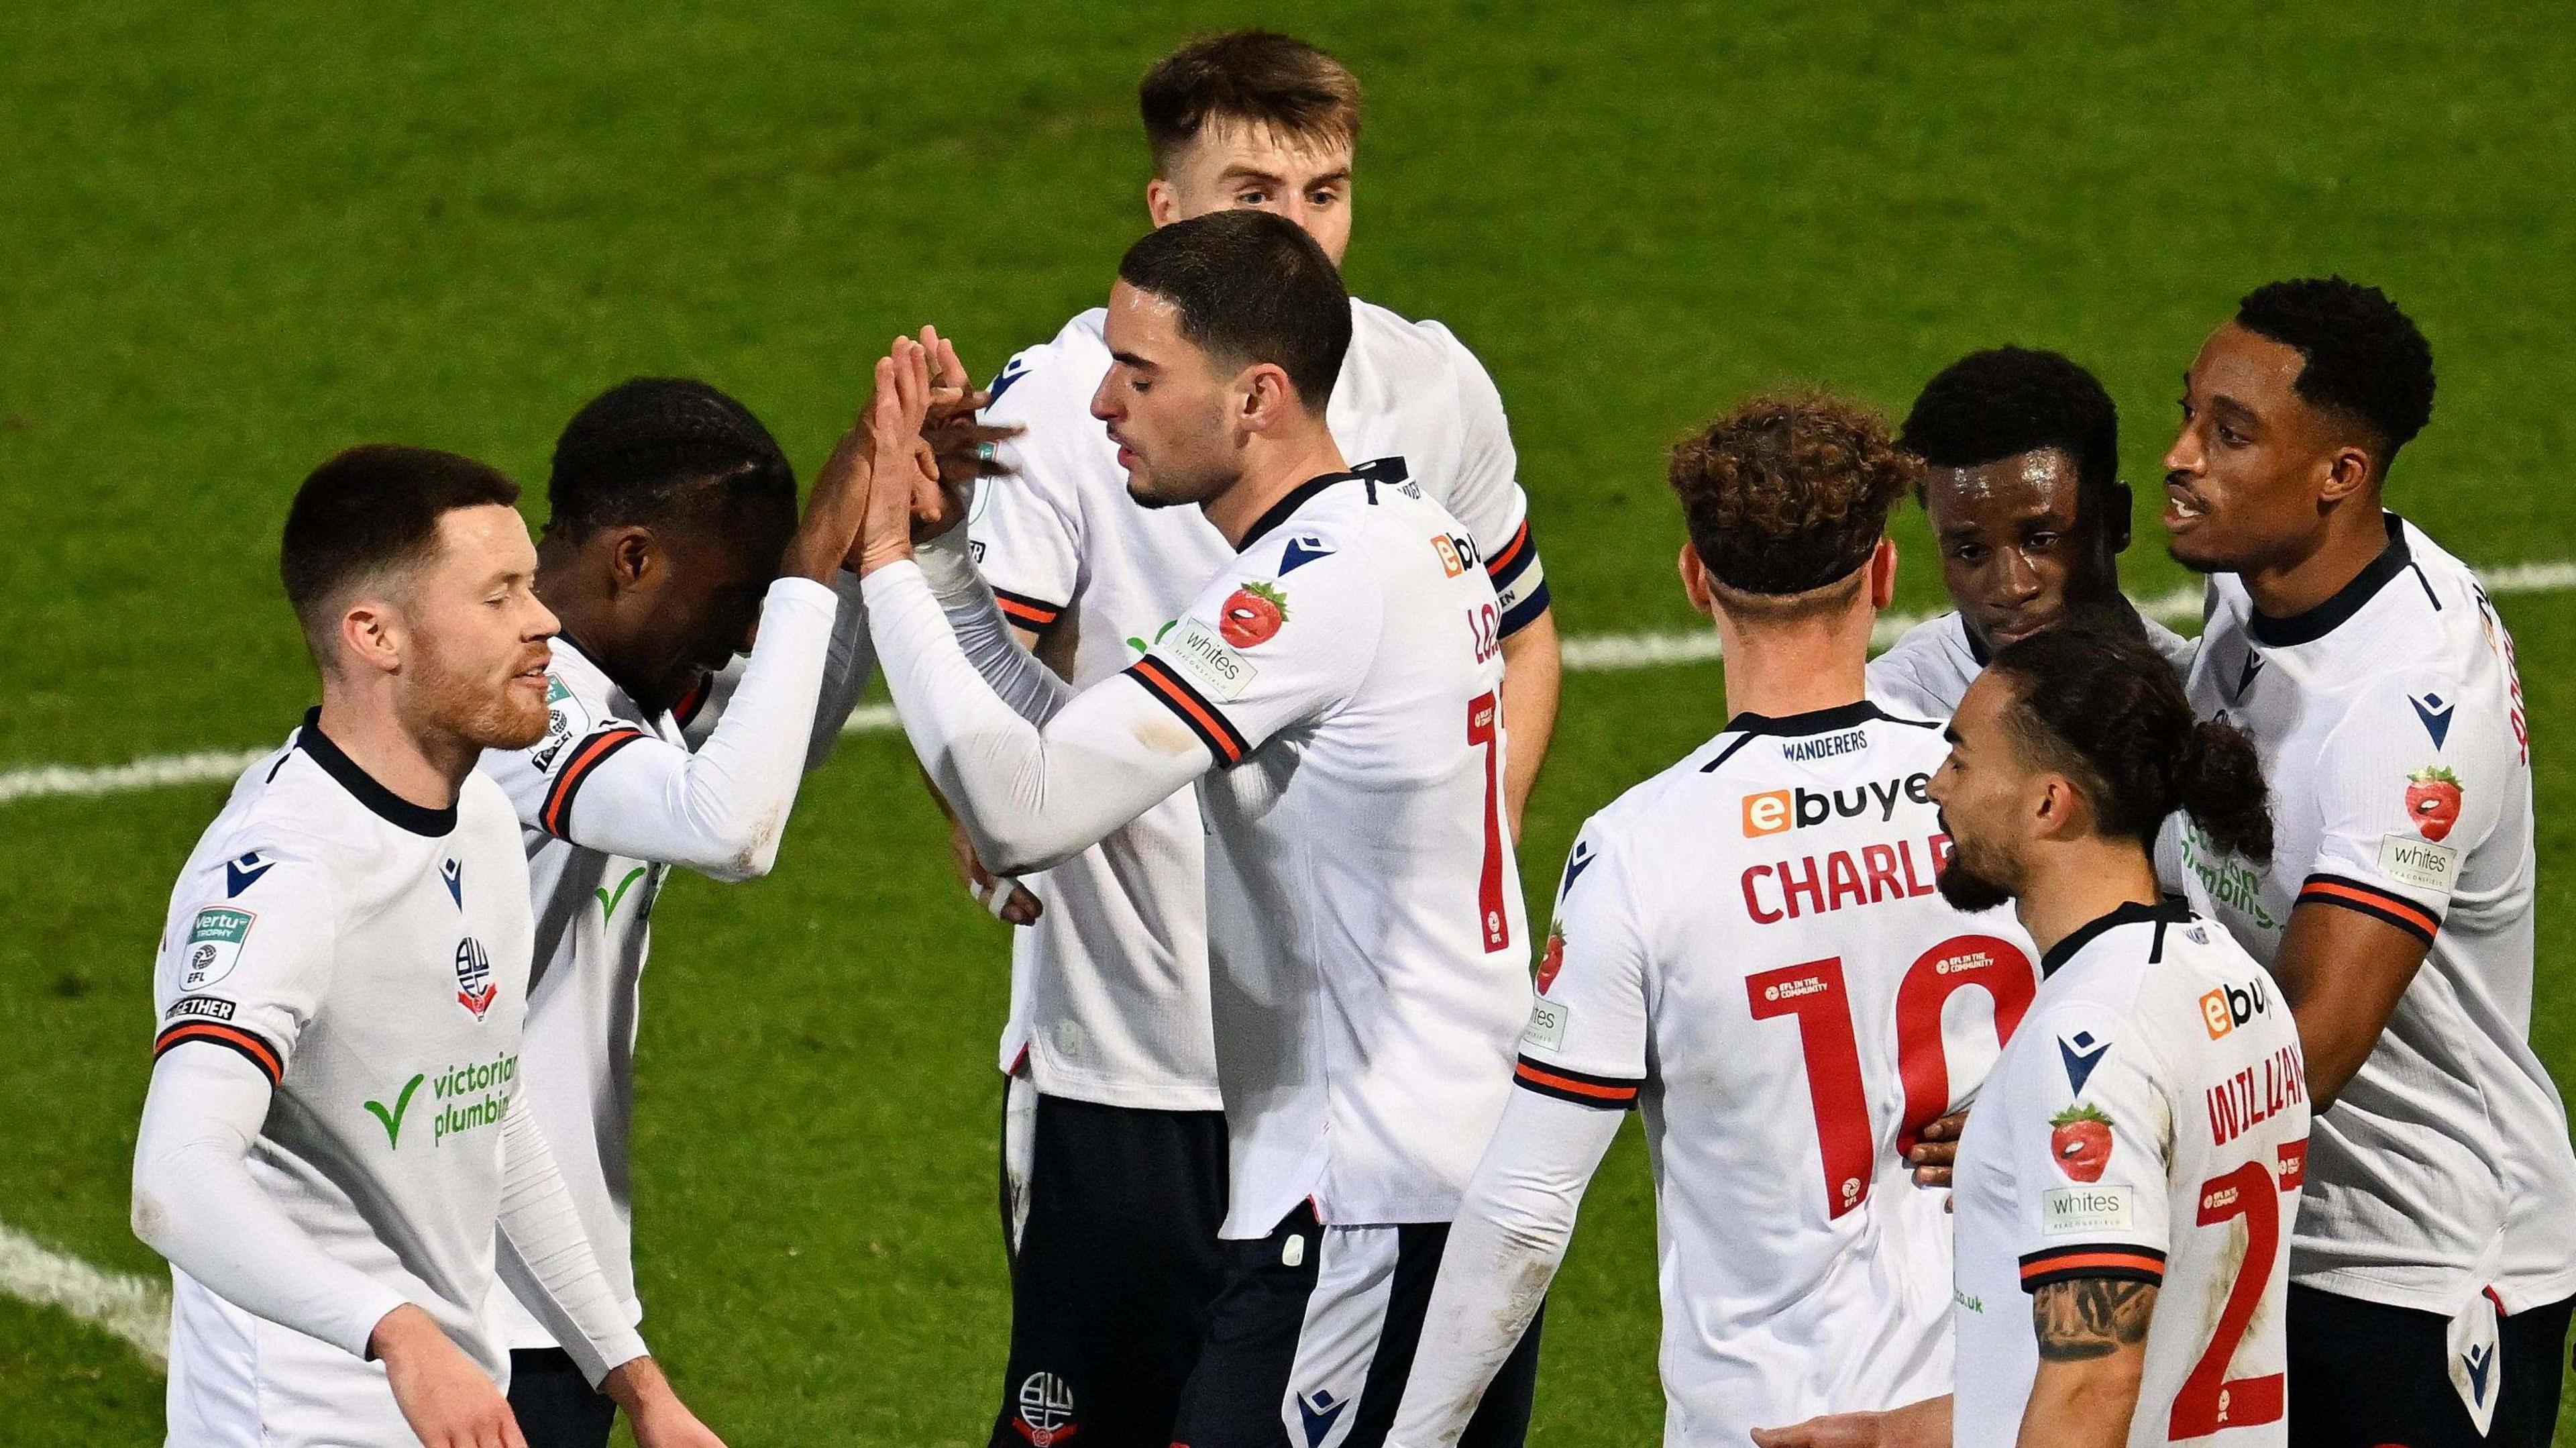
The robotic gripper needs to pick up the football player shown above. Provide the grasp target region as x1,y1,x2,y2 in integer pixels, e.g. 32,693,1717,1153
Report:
2162,279,2575,1446
133,446,724,1448
1390,395,2038,1448
480,376,996,1447
863,211,1537,1448
957,34,1561,1448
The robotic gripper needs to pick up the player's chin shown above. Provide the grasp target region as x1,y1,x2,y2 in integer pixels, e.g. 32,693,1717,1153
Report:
485,675,552,749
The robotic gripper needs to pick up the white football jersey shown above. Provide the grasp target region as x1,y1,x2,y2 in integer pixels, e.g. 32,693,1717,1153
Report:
1952,901,2309,1447
972,299,1548,1112
1868,608,2196,721
2163,515,2576,1314
1119,472,1528,1233
151,711,536,1384
1524,704,2036,1443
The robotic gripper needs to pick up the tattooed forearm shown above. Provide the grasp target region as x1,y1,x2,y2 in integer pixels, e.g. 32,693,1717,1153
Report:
2031,1278,2157,1361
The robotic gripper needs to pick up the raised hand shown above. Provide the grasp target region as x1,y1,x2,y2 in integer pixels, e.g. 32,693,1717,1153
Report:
855,343,934,577
788,413,877,584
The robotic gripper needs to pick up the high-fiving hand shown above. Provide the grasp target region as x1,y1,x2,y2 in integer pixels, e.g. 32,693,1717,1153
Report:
854,327,1016,577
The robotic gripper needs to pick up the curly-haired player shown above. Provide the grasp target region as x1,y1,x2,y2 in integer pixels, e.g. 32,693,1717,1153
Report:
2162,278,2576,1447
1870,347,2195,720
1388,395,2039,1448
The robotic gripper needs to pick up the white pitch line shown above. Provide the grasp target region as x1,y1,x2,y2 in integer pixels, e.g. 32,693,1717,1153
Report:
3,564,2569,806
0,1221,169,1367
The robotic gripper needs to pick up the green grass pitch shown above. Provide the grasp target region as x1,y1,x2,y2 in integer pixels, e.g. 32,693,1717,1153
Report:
3,2,2573,1441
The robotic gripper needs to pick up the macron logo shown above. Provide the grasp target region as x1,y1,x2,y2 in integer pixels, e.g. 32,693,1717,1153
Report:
2411,690,2455,748
225,851,273,898
2059,1031,2108,1094
1297,1390,1348,1447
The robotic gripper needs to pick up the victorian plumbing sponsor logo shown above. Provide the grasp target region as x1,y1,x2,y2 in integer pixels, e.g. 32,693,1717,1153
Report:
364,1052,520,1150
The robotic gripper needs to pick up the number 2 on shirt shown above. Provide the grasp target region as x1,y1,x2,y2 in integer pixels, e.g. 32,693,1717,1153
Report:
2168,1159,2289,1438
1746,936,2034,1219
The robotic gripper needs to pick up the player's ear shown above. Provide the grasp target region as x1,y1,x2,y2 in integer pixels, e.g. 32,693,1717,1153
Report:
2319,444,2375,505
606,527,659,595
336,598,404,677
2105,480,2135,554
1868,537,1898,610
1238,363,1299,433
1677,541,1716,619
1145,176,1181,228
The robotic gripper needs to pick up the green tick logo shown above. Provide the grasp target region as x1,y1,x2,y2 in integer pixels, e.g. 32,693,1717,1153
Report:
364,1074,426,1148
595,866,647,919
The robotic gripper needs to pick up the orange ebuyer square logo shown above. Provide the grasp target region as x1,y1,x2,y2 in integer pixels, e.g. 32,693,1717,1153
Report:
1742,790,1792,837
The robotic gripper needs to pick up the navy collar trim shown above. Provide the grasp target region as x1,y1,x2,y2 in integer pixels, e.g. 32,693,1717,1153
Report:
2247,514,2410,648
295,707,458,837
1238,473,1362,551
1721,701,1891,738
2040,897,2190,978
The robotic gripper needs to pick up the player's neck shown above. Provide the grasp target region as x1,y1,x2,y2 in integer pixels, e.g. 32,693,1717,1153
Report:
1203,426,1350,548
2237,497,2390,620
316,683,475,813
2013,839,2163,965
1713,612,1870,722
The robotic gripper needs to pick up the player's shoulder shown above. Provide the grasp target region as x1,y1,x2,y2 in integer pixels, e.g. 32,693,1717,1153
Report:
1347,297,1495,390
1867,613,1972,711
981,308,1111,419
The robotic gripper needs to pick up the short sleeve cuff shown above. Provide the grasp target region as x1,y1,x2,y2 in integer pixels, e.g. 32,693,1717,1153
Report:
2019,1243,2167,1292
1123,658,1250,766
153,1019,284,1086
2298,872,2440,947
1511,1053,1642,1110
991,587,1066,631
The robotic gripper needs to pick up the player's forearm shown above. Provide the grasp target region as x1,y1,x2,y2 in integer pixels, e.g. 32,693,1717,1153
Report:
914,527,1075,726
866,560,1203,874
494,1096,648,1385
2015,1358,2143,1448
1389,1091,1619,1448
579,578,840,880
2275,902,2427,1110
1497,611,1560,838
131,1051,408,1359
805,567,878,768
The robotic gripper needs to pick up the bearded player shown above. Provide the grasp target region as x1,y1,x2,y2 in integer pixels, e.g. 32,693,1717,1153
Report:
1935,627,2306,1447
134,446,724,1447
1389,395,2037,1448
957,32,1562,1448
2161,278,2575,1446
865,210,1538,1448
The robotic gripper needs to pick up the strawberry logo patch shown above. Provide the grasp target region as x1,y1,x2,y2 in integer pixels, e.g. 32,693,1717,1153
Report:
2406,766,2463,841
2049,1103,2114,1182
1536,927,1566,994
1219,582,1289,648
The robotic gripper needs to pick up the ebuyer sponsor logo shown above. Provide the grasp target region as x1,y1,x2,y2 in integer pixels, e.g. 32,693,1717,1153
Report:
1743,772,1932,837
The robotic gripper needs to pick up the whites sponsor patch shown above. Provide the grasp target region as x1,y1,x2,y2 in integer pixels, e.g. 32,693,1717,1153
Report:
1522,998,1569,1049
1167,618,1257,702
2378,832,2460,894
179,907,254,992
2042,1184,2135,1236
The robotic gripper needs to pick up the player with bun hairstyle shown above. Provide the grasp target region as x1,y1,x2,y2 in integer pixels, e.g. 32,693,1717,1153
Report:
1782,624,2308,1448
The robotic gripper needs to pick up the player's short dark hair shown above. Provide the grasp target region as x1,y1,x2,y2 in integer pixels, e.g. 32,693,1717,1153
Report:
1118,210,1352,407
1140,30,1361,175
281,444,521,643
1668,392,1919,599
1900,346,2121,517
2235,277,2435,468
1986,624,2273,863
545,378,796,544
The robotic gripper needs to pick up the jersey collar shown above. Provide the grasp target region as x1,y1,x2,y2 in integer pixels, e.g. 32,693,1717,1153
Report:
1722,700,1892,737
294,707,459,837
2039,896,2192,978
1238,472,1364,551
2246,513,2410,648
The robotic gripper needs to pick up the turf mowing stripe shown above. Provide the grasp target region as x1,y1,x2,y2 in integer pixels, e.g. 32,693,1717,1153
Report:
0,1221,169,1368
3,564,2569,805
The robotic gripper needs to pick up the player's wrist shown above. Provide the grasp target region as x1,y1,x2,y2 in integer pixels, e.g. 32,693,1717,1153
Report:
364,1302,446,1365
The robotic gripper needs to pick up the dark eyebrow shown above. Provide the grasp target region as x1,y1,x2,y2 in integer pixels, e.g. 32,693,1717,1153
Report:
2208,393,2259,425
1942,726,1962,745
1109,350,1157,371
1216,165,1287,187
1303,168,1352,187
